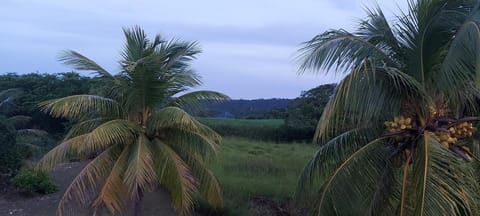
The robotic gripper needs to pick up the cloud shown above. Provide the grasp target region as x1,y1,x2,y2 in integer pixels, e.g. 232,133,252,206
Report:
0,0,408,98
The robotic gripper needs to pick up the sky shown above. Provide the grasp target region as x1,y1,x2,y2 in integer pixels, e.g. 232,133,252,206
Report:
0,0,408,99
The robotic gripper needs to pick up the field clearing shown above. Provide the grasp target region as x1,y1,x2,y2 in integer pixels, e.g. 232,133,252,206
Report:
196,118,287,141
197,118,284,127
208,138,317,215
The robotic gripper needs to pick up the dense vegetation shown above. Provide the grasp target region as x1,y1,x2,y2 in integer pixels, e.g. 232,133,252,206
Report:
297,1,480,215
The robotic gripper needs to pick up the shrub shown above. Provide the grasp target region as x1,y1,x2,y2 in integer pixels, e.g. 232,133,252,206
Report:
0,119,21,175
13,168,58,194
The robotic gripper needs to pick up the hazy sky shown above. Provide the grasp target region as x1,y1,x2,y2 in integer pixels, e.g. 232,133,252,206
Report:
0,0,408,99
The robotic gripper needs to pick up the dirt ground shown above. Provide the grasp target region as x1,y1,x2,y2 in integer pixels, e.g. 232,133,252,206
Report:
0,162,176,216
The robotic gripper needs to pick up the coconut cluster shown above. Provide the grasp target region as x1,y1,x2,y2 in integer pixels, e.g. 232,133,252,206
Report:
435,132,457,148
449,122,476,139
384,116,413,132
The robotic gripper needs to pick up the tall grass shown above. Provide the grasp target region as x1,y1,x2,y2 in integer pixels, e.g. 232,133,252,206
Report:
205,138,316,215
197,118,286,142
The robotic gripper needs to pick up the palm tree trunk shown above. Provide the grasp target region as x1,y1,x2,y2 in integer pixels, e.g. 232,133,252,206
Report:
133,189,144,216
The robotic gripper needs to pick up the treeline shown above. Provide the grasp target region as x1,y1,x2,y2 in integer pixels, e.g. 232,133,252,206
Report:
0,72,336,144
0,72,104,134
198,84,336,142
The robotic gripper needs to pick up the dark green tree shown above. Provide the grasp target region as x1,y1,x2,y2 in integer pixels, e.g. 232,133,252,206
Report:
285,84,335,131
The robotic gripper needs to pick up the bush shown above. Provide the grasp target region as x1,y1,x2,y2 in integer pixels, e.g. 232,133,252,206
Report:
0,119,21,175
13,168,58,194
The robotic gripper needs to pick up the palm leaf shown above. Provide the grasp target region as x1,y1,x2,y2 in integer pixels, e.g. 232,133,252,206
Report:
38,120,139,170
58,50,115,79
92,144,131,214
312,137,389,215
408,133,478,216
166,90,229,113
152,139,196,215
123,134,157,199
150,107,221,141
64,117,110,140
39,95,121,120
57,145,123,216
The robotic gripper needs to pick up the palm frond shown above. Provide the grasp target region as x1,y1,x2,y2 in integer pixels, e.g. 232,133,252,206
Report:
64,117,110,140
166,90,230,113
160,39,201,71
149,107,221,142
152,139,196,215
38,120,139,170
309,138,389,215
37,134,89,171
121,25,150,63
92,144,131,215
58,50,115,79
160,128,219,161
57,145,123,216
123,134,157,199
297,28,396,74
314,63,425,143
85,119,140,154
438,21,480,114
174,151,222,208
408,133,478,216
296,127,382,203
39,95,121,120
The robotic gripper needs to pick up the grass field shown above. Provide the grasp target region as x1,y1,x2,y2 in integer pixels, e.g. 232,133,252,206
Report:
207,138,317,215
197,118,284,127
196,118,286,141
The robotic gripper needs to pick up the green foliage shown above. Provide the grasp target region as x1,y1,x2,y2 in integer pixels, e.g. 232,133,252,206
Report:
297,0,480,215
202,138,316,215
283,84,336,141
0,117,22,175
0,72,99,134
285,84,335,131
13,168,58,194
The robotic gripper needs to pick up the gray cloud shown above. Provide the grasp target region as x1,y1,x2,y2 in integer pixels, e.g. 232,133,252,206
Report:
0,0,407,99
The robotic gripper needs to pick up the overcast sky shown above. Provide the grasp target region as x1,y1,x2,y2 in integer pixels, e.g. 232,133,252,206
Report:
0,0,408,99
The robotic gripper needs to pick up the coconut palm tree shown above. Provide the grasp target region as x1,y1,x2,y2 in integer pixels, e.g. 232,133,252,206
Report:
296,0,480,215
38,26,228,216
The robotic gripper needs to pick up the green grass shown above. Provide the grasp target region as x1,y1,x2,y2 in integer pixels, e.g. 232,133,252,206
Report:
197,118,284,127
196,118,286,141
207,138,317,215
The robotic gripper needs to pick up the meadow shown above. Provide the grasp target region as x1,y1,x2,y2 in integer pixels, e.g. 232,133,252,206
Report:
197,118,288,142
205,138,317,216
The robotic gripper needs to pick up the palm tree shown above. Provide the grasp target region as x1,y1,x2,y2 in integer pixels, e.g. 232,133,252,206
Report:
296,0,480,215
38,26,228,216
